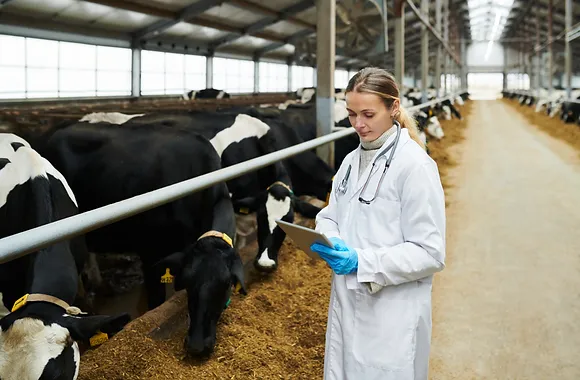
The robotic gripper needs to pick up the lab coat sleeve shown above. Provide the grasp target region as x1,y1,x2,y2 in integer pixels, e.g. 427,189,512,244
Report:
314,164,344,240
356,161,446,286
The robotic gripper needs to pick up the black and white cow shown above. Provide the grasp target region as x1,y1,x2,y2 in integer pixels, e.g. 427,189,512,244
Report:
0,133,130,380
183,88,231,100
121,110,322,272
30,123,247,357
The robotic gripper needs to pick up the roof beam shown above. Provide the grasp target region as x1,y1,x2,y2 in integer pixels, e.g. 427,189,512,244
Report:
253,29,313,57
229,0,314,29
133,0,228,41
83,0,173,18
190,16,286,46
209,0,314,49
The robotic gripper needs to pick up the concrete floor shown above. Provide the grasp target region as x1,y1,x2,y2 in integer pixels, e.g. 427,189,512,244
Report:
430,100,580,379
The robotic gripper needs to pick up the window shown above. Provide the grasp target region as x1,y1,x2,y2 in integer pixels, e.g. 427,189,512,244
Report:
212,57,254,93
467,72,504,99
141,51,206,96
0,35,26,99
291,65,314,91
0,35,132,99
506,73,530,91
96,46,131,96
334,69,349,88
259,62,288,92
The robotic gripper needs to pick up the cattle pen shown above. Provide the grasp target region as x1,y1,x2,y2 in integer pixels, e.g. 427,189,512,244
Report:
1,0,580,379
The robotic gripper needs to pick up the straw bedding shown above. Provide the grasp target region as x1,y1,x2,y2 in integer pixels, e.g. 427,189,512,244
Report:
502,98,580,154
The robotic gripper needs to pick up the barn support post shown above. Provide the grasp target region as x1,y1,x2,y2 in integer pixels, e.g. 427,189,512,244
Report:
502,44,508,91
535,11,541,95
131,47,141,97
435,0,442,96
421,0,429,102
206,55,213,88
254,60,260,93
565,0,572,98
287,57,293,92
461,38,467,90
443,0,449,95
548,0,553,95
315,0,335,167
394,0,405,88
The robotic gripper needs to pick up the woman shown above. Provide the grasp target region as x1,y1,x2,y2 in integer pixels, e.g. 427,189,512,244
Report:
310,67,446,380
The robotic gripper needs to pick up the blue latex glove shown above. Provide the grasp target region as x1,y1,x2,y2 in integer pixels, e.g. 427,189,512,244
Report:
329,237,349,251
311,241,358,275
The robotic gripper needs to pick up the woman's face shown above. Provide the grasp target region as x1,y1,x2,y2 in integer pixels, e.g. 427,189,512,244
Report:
346,91,398,143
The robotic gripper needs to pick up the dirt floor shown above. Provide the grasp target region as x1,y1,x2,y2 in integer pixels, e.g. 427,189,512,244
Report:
502,98,580,156
429,100,580,379
78,103,472,380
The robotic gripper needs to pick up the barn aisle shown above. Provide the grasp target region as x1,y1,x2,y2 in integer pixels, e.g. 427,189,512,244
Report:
429,100,580,379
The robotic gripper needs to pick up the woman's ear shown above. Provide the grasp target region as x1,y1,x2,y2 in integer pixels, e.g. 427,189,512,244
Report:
390,99,401,119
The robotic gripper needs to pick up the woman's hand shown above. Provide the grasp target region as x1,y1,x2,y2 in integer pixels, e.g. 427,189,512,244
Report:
311,241,358,275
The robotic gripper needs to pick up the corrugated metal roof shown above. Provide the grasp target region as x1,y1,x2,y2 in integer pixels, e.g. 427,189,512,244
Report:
203,3,265,26
161,22,229,42
4,0,570,69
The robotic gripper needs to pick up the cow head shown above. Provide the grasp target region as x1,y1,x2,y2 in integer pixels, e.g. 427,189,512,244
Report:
0,302,129,380
154,234,246,357
233,181,321,272
426,116,445,140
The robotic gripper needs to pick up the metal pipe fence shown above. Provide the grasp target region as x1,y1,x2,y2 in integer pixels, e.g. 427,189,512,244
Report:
0,92,465,264
504,90,580,105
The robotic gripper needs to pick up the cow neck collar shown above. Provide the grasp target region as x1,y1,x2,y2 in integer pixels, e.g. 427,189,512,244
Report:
267,181,293,195
198,230,234,247
11,293,85,316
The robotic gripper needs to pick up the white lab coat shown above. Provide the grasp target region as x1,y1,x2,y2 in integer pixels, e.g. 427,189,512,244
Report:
315,128,446,380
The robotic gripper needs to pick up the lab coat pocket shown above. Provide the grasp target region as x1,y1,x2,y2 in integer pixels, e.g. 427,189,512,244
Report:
357,198,402,248
352,292,417,370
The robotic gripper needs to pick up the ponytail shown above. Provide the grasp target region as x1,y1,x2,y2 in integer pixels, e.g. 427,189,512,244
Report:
396,106,425,151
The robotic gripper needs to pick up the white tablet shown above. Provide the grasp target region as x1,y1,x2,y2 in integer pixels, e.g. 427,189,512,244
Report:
275,219,334,260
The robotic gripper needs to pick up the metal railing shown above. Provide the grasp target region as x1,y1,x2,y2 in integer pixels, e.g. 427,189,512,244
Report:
504,90,580,105
0,92,465,264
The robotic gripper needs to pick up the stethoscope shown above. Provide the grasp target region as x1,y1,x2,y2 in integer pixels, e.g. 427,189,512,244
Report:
335,121,401,204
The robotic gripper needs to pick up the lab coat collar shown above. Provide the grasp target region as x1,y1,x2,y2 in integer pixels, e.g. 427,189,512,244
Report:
348,128,410,201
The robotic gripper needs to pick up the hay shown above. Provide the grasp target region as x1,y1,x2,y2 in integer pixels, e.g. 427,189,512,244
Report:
78,103,472,380
502,99,580,155
428,101,472,192
80,234,331,380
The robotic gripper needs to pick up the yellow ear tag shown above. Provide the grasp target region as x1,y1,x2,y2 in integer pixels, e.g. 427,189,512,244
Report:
11,294,29,312
221,233,233,248
239,207,250,214
89,331,109,347
160,268,174,284
234,283,242,293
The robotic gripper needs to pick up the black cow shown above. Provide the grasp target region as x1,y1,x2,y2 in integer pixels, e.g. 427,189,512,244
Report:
122,111,321,272
31,123,246,357
560,98,580,123
268,102,358,170
0,133,130,380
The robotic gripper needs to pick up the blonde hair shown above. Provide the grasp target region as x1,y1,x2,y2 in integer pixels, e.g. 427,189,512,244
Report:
346,67,425,150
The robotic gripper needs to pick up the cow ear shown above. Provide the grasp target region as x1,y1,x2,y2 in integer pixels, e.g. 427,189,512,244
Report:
291,196,322,219
153,251,187,291
230,254,247,296
61,313,130,343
